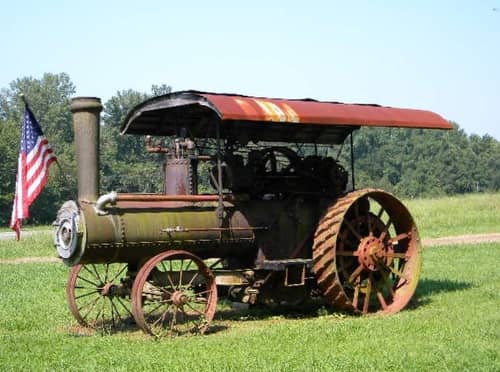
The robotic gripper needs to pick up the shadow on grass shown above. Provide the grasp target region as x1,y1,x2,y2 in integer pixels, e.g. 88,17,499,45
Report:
407,278,473,309
417,278,473,297
213,299,342,323
66,279,473,337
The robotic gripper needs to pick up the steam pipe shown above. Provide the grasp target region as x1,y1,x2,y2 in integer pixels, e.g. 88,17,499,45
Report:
94,191,118,215
70,97,103,202
93,192,237,215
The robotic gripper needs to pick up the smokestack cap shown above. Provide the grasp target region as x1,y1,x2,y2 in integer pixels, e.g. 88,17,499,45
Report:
70,97,102,113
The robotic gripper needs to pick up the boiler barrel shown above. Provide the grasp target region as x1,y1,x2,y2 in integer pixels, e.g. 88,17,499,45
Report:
54,201,255,266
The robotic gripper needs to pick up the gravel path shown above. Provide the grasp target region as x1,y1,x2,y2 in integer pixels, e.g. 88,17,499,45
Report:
0,232,499,264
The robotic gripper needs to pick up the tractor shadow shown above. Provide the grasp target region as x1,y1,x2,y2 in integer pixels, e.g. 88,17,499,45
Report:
212,299,339,324
66,279,474,337
408,278,473,309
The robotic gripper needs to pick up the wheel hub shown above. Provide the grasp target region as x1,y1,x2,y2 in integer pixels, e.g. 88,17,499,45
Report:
171,291,188,306
100,282,117,297
357,236,389,271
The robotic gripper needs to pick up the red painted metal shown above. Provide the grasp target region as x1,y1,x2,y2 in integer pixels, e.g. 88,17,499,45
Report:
199,93,451,129
121,91,452,138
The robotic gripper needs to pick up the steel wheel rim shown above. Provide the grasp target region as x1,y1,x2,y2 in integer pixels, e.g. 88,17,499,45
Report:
67,263,133,331
313,189,422,315
131,250,217,337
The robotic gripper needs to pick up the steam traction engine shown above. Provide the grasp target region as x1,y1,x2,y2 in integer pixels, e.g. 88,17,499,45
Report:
54,92,451,336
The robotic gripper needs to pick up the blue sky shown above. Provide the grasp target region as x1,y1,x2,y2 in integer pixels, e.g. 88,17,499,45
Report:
1,0,499,138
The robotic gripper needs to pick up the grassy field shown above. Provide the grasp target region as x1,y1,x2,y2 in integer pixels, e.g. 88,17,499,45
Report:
0,243,498,371
405,192,500,238
0,193,499,370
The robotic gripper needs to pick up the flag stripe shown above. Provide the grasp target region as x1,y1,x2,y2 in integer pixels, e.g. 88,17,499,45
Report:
27,155,56,200
27,141,54,181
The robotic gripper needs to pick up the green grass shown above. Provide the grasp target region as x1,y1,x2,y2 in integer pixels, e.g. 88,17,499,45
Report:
0,243,499,371
0,230,54,259
404,192,499,238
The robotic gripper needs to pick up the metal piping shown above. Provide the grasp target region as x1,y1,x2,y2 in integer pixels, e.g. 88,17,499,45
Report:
93,192,236,215
94,191,118,215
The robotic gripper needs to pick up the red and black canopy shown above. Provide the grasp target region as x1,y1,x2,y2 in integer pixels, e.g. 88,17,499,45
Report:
122,91,451,144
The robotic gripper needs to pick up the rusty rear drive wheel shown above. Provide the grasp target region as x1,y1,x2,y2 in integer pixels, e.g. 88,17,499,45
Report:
131,250,217,337
67,263,133,331
313,189,422,314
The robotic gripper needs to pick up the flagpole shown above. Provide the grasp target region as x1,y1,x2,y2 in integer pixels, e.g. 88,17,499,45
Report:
18,93,67,176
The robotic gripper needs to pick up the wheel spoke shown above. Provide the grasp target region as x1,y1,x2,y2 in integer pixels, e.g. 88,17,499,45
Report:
185,302,204,315
386,265,408,281
376,289,388,310
377,206,385,219
352,276,361,309
82,265,101,283
187,271,200,287
389,232,410,244
366,211,372,235
166,272,177,290
81,296,102,322
383,252,408,259
74,285,100,290
91,264,105,284
344,219,363,241
112,301,123,326
348,265,364,284
363,275,372,314
170,306,178,332
379,217,392,241
108,264,128,284
109,298,116,327
75,289,100,300
336,250,357,257
145,301,168,318
116,297,133,318
76,274,101,287
354,202,360,219
178,260,184,287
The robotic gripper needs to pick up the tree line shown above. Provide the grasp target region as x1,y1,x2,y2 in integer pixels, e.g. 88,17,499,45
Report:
0,73,498,226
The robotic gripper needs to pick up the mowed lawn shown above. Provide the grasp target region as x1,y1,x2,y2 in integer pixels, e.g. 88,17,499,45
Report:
0,243,498,371
0,193,499,370
405,192,500,238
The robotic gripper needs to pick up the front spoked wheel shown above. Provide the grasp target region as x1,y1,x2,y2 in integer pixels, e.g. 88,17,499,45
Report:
67,263,134,331
131,250,217,337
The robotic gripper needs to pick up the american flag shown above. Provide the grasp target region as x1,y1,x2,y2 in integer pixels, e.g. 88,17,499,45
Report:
10,106,57,239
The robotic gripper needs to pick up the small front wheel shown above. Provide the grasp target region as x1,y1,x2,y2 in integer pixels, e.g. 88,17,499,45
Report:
67,263,134,331
131,250,217,337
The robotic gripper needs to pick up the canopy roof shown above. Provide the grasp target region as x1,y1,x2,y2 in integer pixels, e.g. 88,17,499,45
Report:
121,91,451,144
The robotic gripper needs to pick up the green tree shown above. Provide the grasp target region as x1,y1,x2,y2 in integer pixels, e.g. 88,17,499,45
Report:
0,73,76,225
100,85,172,193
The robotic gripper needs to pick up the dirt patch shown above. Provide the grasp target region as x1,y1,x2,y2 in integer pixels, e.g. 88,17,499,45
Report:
422,233,500,247
0,256,60,264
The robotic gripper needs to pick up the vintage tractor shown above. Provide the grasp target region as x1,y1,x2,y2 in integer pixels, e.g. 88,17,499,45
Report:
54,92,451,336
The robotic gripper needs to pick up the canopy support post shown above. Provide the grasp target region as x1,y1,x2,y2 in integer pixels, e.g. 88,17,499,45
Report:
350,131,356,191
216,119,224,227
